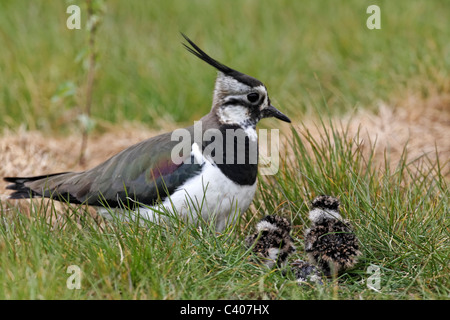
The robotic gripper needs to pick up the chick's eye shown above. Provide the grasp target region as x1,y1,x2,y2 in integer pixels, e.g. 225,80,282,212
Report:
247,92,259,103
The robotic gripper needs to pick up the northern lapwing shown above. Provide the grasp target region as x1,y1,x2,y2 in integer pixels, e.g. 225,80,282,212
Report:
304,195,361,276
245,215,296,268
3,34,291,231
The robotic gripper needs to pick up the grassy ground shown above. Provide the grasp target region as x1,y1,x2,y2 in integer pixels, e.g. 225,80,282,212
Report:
0,120,448,299
0,1,449,300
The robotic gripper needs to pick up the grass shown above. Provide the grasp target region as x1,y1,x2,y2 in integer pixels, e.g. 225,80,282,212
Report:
1,119,448,299
0,0,448,132
257,121,449,299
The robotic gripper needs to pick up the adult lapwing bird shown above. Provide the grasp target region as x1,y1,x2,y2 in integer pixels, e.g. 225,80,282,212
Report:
245,215,296,268
3,34,291,231
304,195,361,276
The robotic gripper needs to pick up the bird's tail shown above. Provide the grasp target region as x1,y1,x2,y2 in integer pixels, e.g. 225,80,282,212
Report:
4,173,69,199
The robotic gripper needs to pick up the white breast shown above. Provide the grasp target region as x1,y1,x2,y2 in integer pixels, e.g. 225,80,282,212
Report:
158,159,256,231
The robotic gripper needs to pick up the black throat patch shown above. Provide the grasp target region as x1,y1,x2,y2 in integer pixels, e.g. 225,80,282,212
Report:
202,124,258,186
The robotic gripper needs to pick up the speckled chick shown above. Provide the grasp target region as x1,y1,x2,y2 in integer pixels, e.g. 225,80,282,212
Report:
246,215,296,268
291,259,323,285
304,195,361,277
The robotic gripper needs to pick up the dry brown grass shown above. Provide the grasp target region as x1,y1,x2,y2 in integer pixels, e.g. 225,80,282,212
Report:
294,93,450,178
350,93,449,169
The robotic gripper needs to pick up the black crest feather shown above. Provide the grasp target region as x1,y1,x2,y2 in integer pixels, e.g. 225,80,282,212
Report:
181,33,263,88
181,33,234,74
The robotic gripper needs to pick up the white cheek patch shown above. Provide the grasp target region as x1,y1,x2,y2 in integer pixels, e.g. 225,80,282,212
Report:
217,105,250,124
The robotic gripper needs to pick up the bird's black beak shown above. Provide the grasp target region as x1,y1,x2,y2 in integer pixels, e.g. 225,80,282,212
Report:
263,105,291,123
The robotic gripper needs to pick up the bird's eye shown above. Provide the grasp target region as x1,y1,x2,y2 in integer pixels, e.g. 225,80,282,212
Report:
247,92,259,103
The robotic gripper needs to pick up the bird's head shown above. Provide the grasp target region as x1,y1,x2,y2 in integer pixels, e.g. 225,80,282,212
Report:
309,195,342,223
182,34,291,128
256,215,292,234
